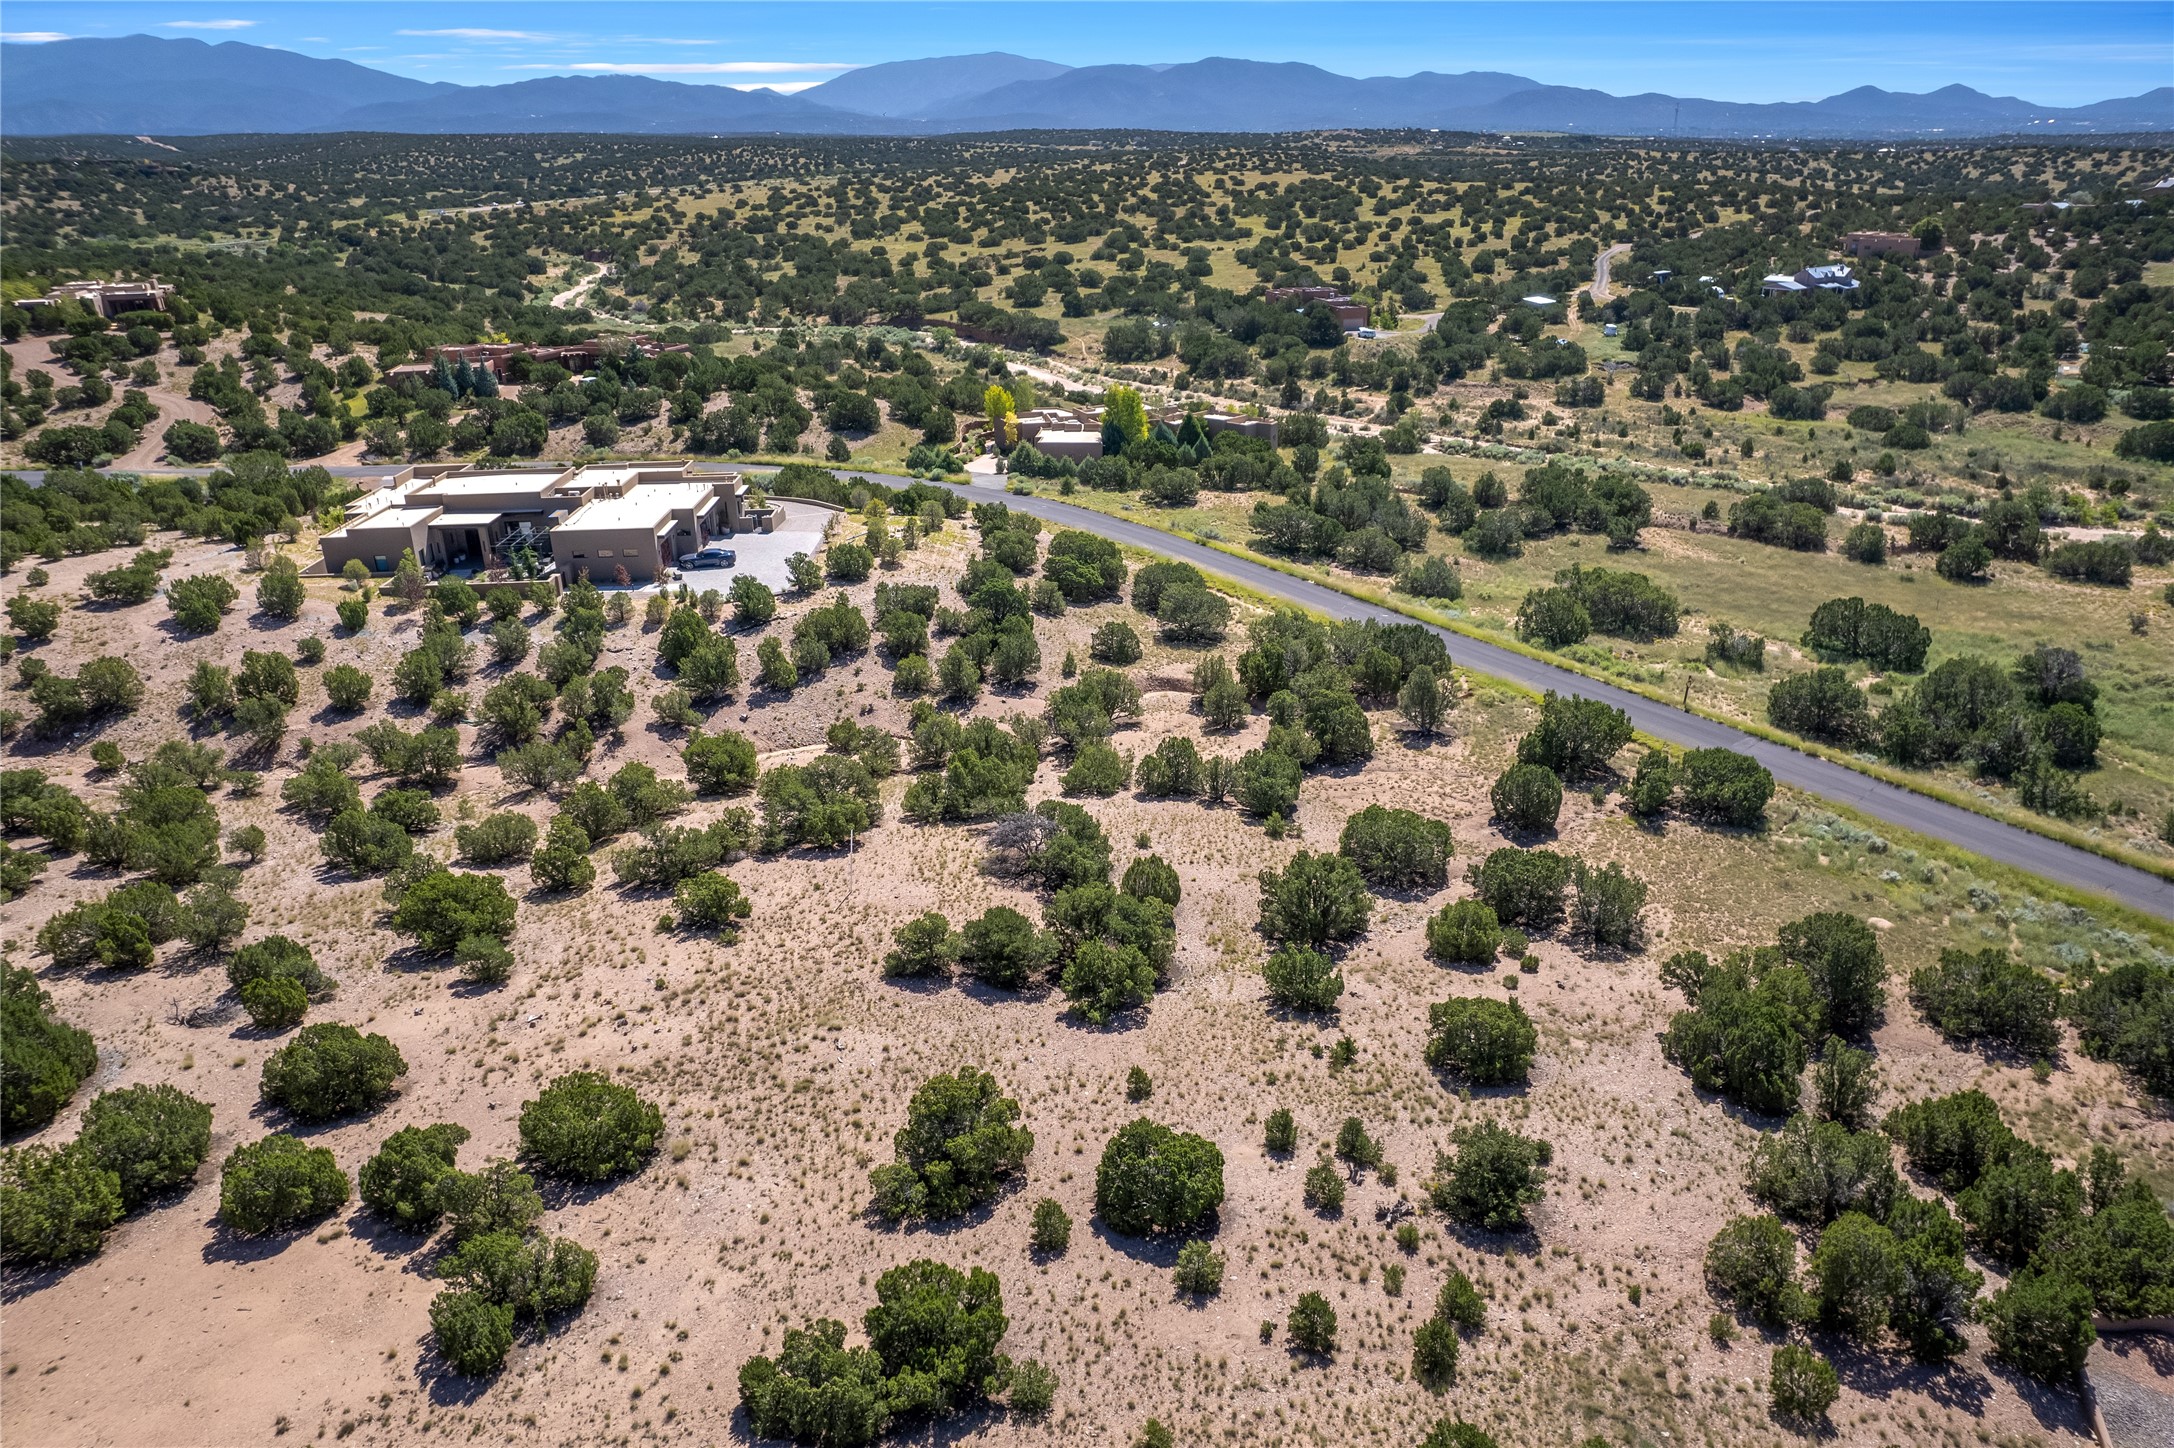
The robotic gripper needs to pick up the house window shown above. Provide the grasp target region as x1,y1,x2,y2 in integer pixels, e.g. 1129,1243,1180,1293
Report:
373,556,389,571
598,549,614,558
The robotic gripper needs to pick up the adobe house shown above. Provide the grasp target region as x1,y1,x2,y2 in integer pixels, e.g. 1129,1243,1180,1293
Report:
318,462,770,583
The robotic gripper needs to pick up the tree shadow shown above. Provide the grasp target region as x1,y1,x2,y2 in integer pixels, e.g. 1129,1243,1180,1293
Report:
1979,1355,2091,1433
413,1335,495,1408
1089,1217,1197,1268
200,1212,314,1265
339,1208,436,1261
533,1173,633,1214
1822,1337,1995,1417
0,1252,100,1303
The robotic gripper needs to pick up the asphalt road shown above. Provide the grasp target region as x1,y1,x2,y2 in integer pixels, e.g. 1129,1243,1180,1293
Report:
15,460,2171,917
1589,242,1634,304
799,468,2172,919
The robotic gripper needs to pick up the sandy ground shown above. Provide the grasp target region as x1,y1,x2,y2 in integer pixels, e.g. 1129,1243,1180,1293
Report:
0,520,2166,1448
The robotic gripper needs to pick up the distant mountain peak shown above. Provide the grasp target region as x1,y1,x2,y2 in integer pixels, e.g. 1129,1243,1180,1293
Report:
2,35,2166,139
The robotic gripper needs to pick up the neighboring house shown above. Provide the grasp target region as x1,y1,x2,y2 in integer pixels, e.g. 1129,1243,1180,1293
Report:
318,461,770,584
407,337,690,380
1842,231,1923,259
998,403,1277,460
1264,285,1371,330
1761,263,1861,296
12,277,175,319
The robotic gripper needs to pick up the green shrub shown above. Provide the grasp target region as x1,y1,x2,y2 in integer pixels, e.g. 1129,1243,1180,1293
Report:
1009,1358,1057,1416
1262,944,1344,1013
1256,851,1372,946
0,1143,122,1263
1030,1197,1072,1255
76,1084,213,1209
1095,1118,1224,1237
1425,899,1503,964
392,871,517,955
218,1133,350,1234
1436,1269,1487,1331
1264,1108,1297,1154
438,1227,596,1319
1412,1317,1460,1389
1750,1115,1900,1226
1704,1214,1803,1326
1429,1122,1549,1231
1779,911,1886,1037
518,1071,661,1182
1490,763,1562,831
1302,1161,1346,1212
1337,804,1454,889
1979,1266,2096,1382
430,1289,515,1376
868,1067,1032,1221
435,1158,545,1245
1287,1291,1338,1355
1467,848,1573,930
359,1123,470,1230
2,965,97,1135
956,905,1053,989
1908,948,2059,1058
1883,1089,2016,1193
1174,1239,1226,1296
455,812,539,866
1420,1419,1498,1448
673,872,752,942
239,975,308,1030
1674,748,1774,825
226,934,330,995
1768,1343,1839,1423
260,1023,405,1122
1424,997,1537,1085
883,912,957,978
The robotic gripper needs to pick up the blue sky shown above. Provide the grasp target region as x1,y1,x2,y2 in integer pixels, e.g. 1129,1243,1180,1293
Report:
3,2,2168,105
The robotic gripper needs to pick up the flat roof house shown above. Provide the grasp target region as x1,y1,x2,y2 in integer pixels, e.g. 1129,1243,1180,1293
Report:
1761,263,1861,297
1842,231,1923,259
318,462,766,584
13,277,176,319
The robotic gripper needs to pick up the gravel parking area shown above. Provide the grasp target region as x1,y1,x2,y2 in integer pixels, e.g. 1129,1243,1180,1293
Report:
2092,1334,2174,1448
654,500,836,593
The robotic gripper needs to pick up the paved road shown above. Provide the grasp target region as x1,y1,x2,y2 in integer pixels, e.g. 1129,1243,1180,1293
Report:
14,460,2170,916
1589,242,1634,304
770,468,2172,918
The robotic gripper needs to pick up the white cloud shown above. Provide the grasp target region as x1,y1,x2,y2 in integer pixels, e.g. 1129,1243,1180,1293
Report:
397,28,550,42
556,60,858,74
161,19,256,29
0,31,70,42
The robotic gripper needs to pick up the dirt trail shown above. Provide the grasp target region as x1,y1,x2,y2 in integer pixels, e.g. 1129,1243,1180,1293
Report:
549,264,610,311
5,333,217,471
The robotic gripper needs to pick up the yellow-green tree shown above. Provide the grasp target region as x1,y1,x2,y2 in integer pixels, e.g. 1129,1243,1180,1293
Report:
1101,385,1149,453
983,385,1016,450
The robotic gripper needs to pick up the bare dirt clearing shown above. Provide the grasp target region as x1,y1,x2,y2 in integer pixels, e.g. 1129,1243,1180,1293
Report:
1,520,2166,1448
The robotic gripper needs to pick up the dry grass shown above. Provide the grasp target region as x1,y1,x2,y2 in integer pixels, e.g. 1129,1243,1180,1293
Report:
0,521,2164,1447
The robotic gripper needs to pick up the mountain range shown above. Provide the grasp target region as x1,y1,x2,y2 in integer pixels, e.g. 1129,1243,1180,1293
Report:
3,36,2167,140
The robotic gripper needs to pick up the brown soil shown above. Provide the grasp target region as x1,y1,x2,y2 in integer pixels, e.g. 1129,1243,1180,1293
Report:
1,520,2160,1448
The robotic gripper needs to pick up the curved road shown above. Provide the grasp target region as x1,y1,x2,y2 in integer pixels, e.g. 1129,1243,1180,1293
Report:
784,467,2172,919
14,460,2170,917
1589,242,1634,304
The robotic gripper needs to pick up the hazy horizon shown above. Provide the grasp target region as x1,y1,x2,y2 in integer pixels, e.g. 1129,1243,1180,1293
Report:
3,0,2170,107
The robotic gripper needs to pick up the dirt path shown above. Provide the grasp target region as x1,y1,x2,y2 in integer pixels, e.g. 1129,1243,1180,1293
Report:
109,383,217,470
4,334,217,471
1589,242,1634,303
549,264,610,311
